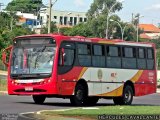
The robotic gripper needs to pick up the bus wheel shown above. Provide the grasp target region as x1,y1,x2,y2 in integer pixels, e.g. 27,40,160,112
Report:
113,85,133,105
32,95,46,104
70,83,87,106
84,97,99,106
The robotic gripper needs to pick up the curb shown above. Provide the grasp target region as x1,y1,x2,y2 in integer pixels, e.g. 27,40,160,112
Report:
36,107,80,115
0,70,7,76
18,112,36,120
0,91,8,95
20,108,81,120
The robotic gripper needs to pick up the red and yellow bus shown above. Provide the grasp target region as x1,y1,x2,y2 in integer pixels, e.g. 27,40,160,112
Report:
2,34,157,106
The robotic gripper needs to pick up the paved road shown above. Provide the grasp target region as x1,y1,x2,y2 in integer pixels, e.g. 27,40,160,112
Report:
0,93,160,114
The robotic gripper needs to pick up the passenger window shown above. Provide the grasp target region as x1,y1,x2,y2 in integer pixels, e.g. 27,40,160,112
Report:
138,48,145,58
59,43,75,66
92,45,105,67
63,49,74,66
122,47,137,69
107,46,120,57
78,44,91,66
78,44,91,55
106,46,121,68
123,47,136,58
147,48,154,69
137,48,146,69
147,49,153,59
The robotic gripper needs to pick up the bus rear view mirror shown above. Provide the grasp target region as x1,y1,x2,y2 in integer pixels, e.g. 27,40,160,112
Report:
2,46,12,67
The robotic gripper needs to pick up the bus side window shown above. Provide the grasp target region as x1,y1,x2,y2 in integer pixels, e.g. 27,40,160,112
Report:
106,46,121,68
59,48,75,66
137,48,146,69
147,48,154,69
78,44,91,66
122,47,137,69
92,44,105,67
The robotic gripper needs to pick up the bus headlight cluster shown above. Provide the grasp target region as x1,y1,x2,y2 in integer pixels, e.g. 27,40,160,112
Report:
11,79,51,85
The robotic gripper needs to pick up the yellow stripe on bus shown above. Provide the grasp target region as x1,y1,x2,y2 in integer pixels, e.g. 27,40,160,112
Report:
98,41,115,44
131,70,143,82
96,85,124,97
78,67,88,80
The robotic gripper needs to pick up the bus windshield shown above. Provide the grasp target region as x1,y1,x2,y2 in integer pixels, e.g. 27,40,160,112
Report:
11,38,56,78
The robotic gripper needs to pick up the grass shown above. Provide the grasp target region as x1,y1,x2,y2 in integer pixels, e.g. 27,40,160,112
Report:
0,79,7,91
37,106,160,120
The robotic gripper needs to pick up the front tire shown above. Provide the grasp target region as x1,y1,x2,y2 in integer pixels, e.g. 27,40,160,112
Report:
113,85,133,105
32,95,46,104
70,83,87,106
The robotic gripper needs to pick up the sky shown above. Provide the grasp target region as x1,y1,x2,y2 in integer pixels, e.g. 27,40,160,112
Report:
1,0,160,25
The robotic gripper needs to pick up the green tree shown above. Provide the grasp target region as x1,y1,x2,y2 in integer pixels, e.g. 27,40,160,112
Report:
86,0,123,38
6,0,42,14
59,27,72,36
63,23,92,37
111,22,137,41
0,12,10,29
41,21,58,34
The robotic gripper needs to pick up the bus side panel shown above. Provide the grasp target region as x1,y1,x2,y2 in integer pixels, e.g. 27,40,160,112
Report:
134,70,157,96
134,84,156,96
58,67,85,95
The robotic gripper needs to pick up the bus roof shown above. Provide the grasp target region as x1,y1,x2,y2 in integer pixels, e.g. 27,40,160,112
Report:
14,34,155,47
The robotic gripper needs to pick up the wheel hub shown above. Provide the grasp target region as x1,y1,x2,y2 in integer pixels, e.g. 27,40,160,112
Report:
76,90,83,101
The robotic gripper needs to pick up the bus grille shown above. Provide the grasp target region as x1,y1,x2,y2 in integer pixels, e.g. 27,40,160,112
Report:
14,89,46,93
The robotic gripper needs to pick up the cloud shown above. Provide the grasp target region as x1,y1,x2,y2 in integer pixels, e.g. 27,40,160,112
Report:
74,0,86,8
146,4,160,11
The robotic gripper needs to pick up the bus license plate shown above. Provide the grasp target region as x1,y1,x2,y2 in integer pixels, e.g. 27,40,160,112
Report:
25,87,33,91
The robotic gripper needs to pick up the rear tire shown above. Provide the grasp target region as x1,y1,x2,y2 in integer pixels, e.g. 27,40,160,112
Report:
113,85,133,105
32,95,46,104
70,83,87,106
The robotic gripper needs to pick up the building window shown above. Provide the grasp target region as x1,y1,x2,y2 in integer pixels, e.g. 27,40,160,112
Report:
74,17,77,25
70,17,73,25
64,16,67,25
60,16,63,25
79,17,83,22
84,18,87,22
54,16,57,19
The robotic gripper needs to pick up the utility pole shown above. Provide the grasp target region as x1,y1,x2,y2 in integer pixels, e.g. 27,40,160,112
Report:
136,14,140,42
10,16,13,31
131,13,134,24
48,0,52,34
0,3,4,12
48,0,57,34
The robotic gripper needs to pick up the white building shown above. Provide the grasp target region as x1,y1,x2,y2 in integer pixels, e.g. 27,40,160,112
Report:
39,7,87,28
